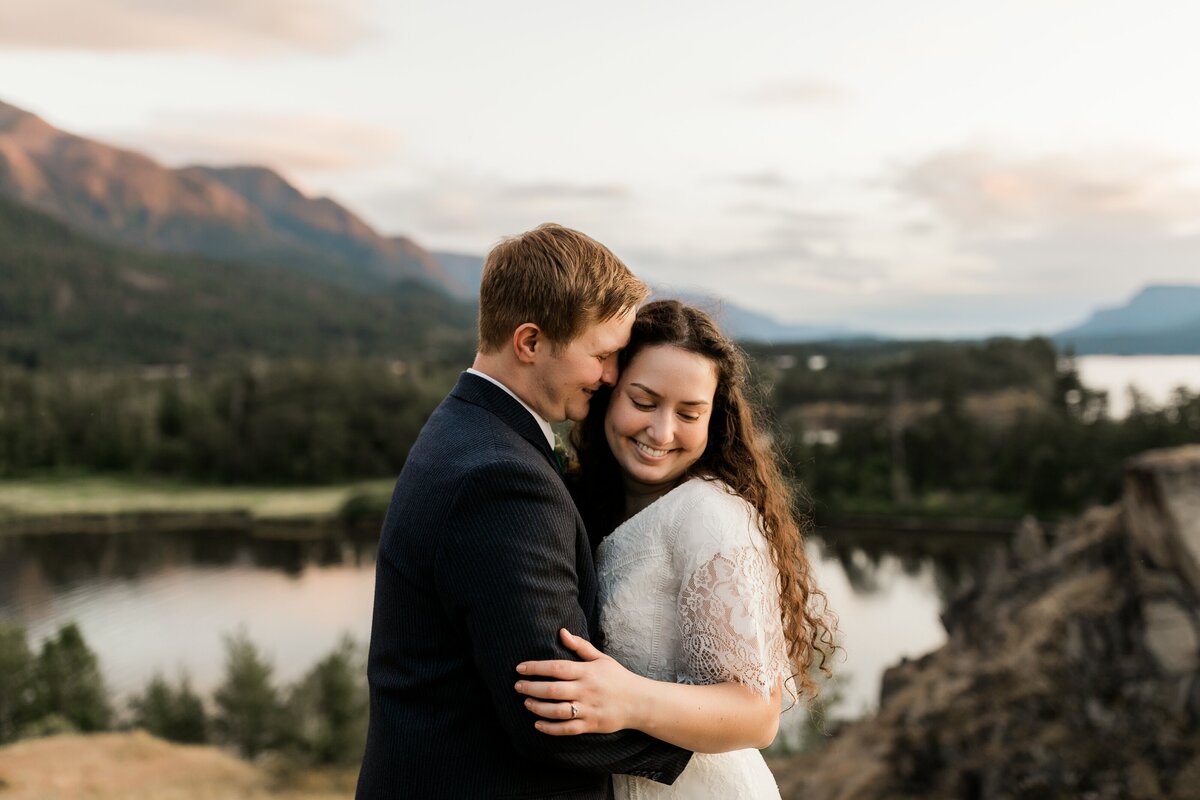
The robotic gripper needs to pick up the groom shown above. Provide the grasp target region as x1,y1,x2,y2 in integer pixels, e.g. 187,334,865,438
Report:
356,224,691,799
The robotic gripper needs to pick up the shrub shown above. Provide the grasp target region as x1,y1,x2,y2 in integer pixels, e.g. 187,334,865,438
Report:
130,672,208,744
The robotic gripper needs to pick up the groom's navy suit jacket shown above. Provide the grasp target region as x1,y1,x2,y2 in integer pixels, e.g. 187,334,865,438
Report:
356,373,690,799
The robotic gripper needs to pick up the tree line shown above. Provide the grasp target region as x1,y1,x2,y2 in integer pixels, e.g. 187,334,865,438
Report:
1,339,1197,517
0,359,458,484
752,339,1200,518
0,621,367,767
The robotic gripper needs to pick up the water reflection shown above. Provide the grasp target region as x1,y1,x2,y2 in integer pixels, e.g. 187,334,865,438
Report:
0,527,379,591
804,528,1005,716
0,523,1006,719
813,529,1005,606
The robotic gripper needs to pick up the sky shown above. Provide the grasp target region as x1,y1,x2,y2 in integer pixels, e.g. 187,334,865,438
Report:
2,0,1199,337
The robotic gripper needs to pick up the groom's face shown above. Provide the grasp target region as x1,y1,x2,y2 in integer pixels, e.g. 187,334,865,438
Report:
532,308,635,423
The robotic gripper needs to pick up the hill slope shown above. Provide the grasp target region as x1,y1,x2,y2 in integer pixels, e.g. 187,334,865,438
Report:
1055,285,1200,354
0,731,355,799
0,195,475,367
0,99,454,294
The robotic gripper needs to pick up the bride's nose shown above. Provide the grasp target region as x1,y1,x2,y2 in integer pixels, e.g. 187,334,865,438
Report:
644,413,674,446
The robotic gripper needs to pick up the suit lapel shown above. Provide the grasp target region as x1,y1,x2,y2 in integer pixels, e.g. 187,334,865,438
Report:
449,372,560,473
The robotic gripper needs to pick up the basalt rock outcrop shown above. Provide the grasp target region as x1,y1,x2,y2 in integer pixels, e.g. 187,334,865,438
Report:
775,445,1200,800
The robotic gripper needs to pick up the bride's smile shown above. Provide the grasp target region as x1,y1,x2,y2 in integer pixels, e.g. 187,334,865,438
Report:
604,344,717,501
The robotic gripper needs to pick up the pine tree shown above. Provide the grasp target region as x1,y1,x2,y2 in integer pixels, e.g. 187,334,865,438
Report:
213,631,283,758
30,622,111,732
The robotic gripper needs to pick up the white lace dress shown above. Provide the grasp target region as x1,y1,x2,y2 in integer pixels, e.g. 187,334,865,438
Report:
597,477,788,799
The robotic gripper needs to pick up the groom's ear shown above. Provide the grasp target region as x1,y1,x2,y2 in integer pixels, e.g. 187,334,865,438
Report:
513,323,542,364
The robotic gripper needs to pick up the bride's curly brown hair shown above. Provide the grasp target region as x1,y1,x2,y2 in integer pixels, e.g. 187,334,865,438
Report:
570,299,839,699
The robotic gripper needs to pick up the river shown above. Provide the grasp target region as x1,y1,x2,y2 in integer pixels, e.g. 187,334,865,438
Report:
1074,354,1200,418
2,354,1195,740
0,522,999,734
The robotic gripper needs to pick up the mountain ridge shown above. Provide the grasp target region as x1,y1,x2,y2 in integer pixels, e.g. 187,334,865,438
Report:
427,250,876,342
0,193,475,367
1054,284,1200,354
0,99,456,294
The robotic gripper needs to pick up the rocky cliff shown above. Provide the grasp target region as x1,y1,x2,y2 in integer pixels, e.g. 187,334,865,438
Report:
775,445,1200,800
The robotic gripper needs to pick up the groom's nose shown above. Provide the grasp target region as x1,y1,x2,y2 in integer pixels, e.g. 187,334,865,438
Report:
599,354,618,386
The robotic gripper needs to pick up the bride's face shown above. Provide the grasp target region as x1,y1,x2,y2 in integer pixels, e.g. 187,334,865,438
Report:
604,344,718,496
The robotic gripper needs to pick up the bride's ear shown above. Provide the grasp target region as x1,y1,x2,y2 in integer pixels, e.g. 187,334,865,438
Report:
513,323,542,364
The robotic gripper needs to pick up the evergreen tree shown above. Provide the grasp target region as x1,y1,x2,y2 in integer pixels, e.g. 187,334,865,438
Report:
130,672,208,744
0,622,35,742
213,631,283,758
30,622,111,732
284,634,367,765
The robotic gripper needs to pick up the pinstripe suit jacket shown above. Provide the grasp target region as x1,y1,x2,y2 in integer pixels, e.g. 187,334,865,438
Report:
356,372,691,799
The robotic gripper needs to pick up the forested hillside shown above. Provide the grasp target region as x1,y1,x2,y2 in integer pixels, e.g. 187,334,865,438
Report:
0,196,475,368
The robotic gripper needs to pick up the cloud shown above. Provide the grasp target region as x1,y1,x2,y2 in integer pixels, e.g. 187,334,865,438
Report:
359,173,634,246
103,112,402,172
628,201,890,307
722,171,796,189
897,148,1200,238
0,0,371,54
496,182,630,202
891,146,1200,315
739,79,849,107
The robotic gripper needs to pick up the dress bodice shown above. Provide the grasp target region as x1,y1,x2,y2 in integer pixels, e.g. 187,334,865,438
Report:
596,477,789,799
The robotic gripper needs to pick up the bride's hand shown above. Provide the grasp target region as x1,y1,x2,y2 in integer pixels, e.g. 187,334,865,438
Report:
514,628,645,735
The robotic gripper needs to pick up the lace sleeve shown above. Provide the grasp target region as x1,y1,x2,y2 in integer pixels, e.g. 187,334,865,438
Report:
676,545,789,700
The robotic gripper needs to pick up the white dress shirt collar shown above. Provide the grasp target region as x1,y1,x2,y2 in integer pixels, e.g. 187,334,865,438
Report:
465,368,556,450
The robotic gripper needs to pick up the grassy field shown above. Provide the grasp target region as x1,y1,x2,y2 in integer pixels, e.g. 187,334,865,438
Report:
0,475,396,521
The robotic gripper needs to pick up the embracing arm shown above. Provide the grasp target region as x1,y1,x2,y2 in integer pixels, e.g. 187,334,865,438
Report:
434,460,690,781
518,491,791,754
518,629,781,753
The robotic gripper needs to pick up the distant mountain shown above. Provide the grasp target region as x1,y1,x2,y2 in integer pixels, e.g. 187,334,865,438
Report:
0,99,457,294
427,250,871,343
1055,285,1200,354
430,251,485,300
1058,285,1200,337
0,194,475,367
657,288,872,343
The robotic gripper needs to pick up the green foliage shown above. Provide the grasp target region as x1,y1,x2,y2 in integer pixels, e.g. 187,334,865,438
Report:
29,622,111,732
213,631,285,758
0,359,455,483
130,672,208,744
20,713,77,738
0,622,35,742
282,635,367,765
1,622,370,767
770,343,1200,519
338,486,393,523
751,337,1060,408
0,195,476,369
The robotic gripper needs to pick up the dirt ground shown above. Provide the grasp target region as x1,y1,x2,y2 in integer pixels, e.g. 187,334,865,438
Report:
0,732,356,800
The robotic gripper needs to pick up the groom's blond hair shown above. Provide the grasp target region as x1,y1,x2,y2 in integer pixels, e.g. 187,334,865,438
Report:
477,223,648,353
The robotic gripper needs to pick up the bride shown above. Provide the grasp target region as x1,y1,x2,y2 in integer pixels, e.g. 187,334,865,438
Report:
515,300,838,798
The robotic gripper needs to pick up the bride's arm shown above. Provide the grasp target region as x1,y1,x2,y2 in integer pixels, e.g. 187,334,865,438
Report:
515,629,781,753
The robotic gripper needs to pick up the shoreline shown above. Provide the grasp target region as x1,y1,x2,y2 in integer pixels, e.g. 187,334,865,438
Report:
0,477,1023,538
0,476,395,536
